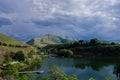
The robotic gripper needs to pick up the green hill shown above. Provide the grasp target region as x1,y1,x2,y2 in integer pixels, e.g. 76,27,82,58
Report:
27,34,75,47
0,33,34,62
0,33,25,46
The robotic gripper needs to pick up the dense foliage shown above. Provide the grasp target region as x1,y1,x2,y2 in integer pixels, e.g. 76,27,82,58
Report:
54,49,73,57
28,50,35,58
1,52,42,80
45,38,120,57
42,66,78,80
12,51,25,62
2,64,19,78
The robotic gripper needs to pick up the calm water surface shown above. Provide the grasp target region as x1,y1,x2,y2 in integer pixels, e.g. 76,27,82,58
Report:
34,57,120,80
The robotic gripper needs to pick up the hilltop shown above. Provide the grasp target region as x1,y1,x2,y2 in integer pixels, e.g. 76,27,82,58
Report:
27,34,75,47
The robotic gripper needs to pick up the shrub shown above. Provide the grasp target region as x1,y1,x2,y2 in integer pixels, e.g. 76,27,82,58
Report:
2,43,7,46
12,51,25,62
9,44,14,47
42,66,78,80
15,45,21,47
57,49,73,57
28,50,35,58
2,64,19,77
89,38,101,46
0,42,2,45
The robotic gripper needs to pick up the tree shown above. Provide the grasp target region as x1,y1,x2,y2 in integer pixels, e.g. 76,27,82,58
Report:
89,38,101,46
12,51,25,62
42,66,78,80
9,44,12,47
2,64,19,77
0,42,2,45
88,77,95,80
2,43,7,46
79,40,85,45
15,45,21,47
111,42,116,45
57,49,73,57
28,50,35,58
66,49,73,57
9,44,14,47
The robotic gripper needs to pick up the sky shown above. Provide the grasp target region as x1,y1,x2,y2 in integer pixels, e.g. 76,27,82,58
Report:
0,0,120,41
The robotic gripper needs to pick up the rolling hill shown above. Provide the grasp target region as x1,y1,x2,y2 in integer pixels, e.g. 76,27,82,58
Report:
0,33,34,62
0,33,26,46
27,34,75,47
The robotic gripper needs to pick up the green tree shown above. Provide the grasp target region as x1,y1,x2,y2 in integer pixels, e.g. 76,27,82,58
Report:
89,38,101,46
111,42,116,45
28,50,35,58
9,44,14,47
58,49,73,57
79,40,85,45
12,51,25,62
2,64,19,77
19,75,28,80
42,66,78,80
2,43,7,46
0,42,2,45
88,77,95,80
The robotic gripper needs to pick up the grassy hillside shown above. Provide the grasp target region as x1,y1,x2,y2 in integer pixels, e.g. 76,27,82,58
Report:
0,33,35,62
0,33,25,46
27,34,75,47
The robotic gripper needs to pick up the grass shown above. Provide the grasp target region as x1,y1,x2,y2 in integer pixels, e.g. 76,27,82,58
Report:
0,33,35,63
0,33,25,46
27,34,74,47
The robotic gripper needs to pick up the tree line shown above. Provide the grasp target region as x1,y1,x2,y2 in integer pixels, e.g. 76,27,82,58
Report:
0,41,28,48
44,38,120,57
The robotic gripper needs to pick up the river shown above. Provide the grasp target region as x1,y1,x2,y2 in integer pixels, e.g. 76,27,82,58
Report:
33,57,120,80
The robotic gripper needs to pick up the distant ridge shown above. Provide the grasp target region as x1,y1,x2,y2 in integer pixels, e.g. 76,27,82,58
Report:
27,34,75,47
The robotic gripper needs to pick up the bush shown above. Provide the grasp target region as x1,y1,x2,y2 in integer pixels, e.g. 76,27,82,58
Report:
2,43,7,46
2,64,19,77
28,50,35,58
89,38,101,46
15,45,21,47
56,49,73,57
12,51,25,62
9,44,14,47
0,42,2,45
42,66,78,80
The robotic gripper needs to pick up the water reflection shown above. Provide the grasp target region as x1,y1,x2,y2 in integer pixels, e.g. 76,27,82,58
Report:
38,57,120,80
74,57,120,80
113,64,120,80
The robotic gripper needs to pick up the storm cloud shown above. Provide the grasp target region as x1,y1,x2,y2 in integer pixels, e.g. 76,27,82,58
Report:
0,0,120,41
0,17,12,27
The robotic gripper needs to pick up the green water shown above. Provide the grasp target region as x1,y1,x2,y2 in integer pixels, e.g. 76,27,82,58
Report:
35,57,120,80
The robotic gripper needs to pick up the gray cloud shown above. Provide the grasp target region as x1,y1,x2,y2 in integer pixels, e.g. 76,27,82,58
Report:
0,17,12,27
0,0,120,41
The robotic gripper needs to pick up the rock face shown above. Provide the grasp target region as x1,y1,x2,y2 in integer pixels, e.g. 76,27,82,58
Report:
27,34,75,47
